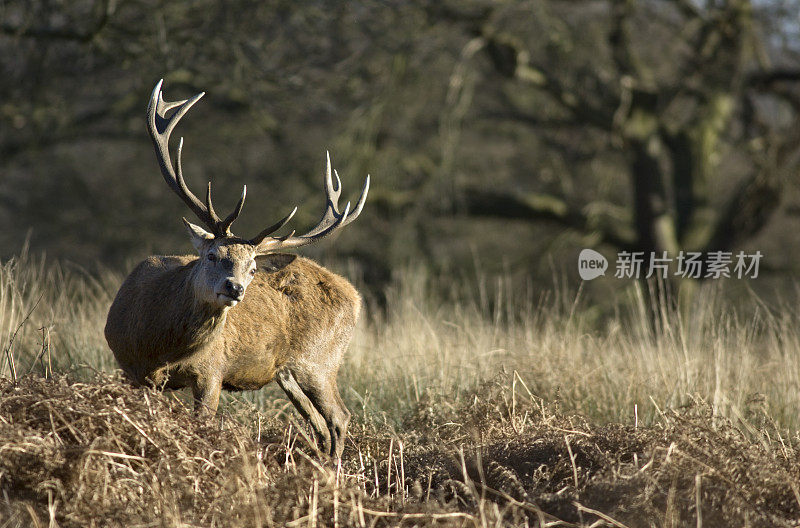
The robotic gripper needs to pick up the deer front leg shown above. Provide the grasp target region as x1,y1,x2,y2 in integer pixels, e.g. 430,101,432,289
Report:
192,374,222,414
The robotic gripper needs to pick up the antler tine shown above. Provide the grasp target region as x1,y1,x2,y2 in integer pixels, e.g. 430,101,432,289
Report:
304,152,368,237
148,80,213,229
220,186,247,235
252,152,368,254
339,171,370,229
249,206,298,245
205,180,249,236
302,152,340,237
258,201,350,252
205,182,222,225
326,150,342,200
148,79,248,237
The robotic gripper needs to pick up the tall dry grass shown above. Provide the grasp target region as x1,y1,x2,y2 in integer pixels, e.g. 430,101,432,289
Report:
2,251,800,432
0,250,119,379
340,268,800,432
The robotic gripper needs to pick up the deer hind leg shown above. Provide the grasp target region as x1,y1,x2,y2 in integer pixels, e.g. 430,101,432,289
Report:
276,367,332,454
322,381,351,459
278,363,351,459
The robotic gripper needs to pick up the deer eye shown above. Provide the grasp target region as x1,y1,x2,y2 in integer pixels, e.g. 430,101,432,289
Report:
207,253,217,262
249,268,256,276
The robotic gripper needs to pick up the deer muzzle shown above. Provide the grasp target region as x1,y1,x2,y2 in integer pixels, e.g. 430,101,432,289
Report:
217,279,245,306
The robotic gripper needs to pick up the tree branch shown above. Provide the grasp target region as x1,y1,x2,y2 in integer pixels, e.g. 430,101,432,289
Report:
703,173,781,253
609,0,648,82
483,32,615,130
477,110,581,129
747,68,800,89
667,0,704,21
0,0,114,43
455,187,635,250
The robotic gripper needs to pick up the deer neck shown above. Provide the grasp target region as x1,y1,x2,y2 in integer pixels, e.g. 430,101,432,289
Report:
187,299,228,348
171,265,230,353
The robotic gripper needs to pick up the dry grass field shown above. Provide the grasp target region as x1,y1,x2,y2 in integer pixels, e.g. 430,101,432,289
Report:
2,252,800,527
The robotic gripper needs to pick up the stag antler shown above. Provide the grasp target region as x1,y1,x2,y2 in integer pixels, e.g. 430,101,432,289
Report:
251,151,370,253
147,79,250,237
147,80,368,247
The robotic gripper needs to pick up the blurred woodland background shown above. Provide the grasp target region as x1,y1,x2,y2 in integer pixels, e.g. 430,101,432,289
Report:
9,4,800,525
3,0,800,303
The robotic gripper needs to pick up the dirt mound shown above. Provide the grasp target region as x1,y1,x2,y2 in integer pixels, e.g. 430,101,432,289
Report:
393,381,800,527
1,374,799,527
0,374,269,526
0,374,454,527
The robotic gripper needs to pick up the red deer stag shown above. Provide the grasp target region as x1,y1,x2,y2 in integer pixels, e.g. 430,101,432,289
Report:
105,80,369,458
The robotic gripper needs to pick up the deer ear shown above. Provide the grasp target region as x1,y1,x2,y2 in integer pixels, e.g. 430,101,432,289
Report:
183,218,214,252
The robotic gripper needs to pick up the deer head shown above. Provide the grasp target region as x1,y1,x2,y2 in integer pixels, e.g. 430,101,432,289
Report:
147,79,369,308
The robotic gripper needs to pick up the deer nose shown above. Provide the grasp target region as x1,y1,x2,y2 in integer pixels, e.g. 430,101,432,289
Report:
224,280,244,299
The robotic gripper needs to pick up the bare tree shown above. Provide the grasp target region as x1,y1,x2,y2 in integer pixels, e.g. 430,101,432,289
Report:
432,0,800,278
